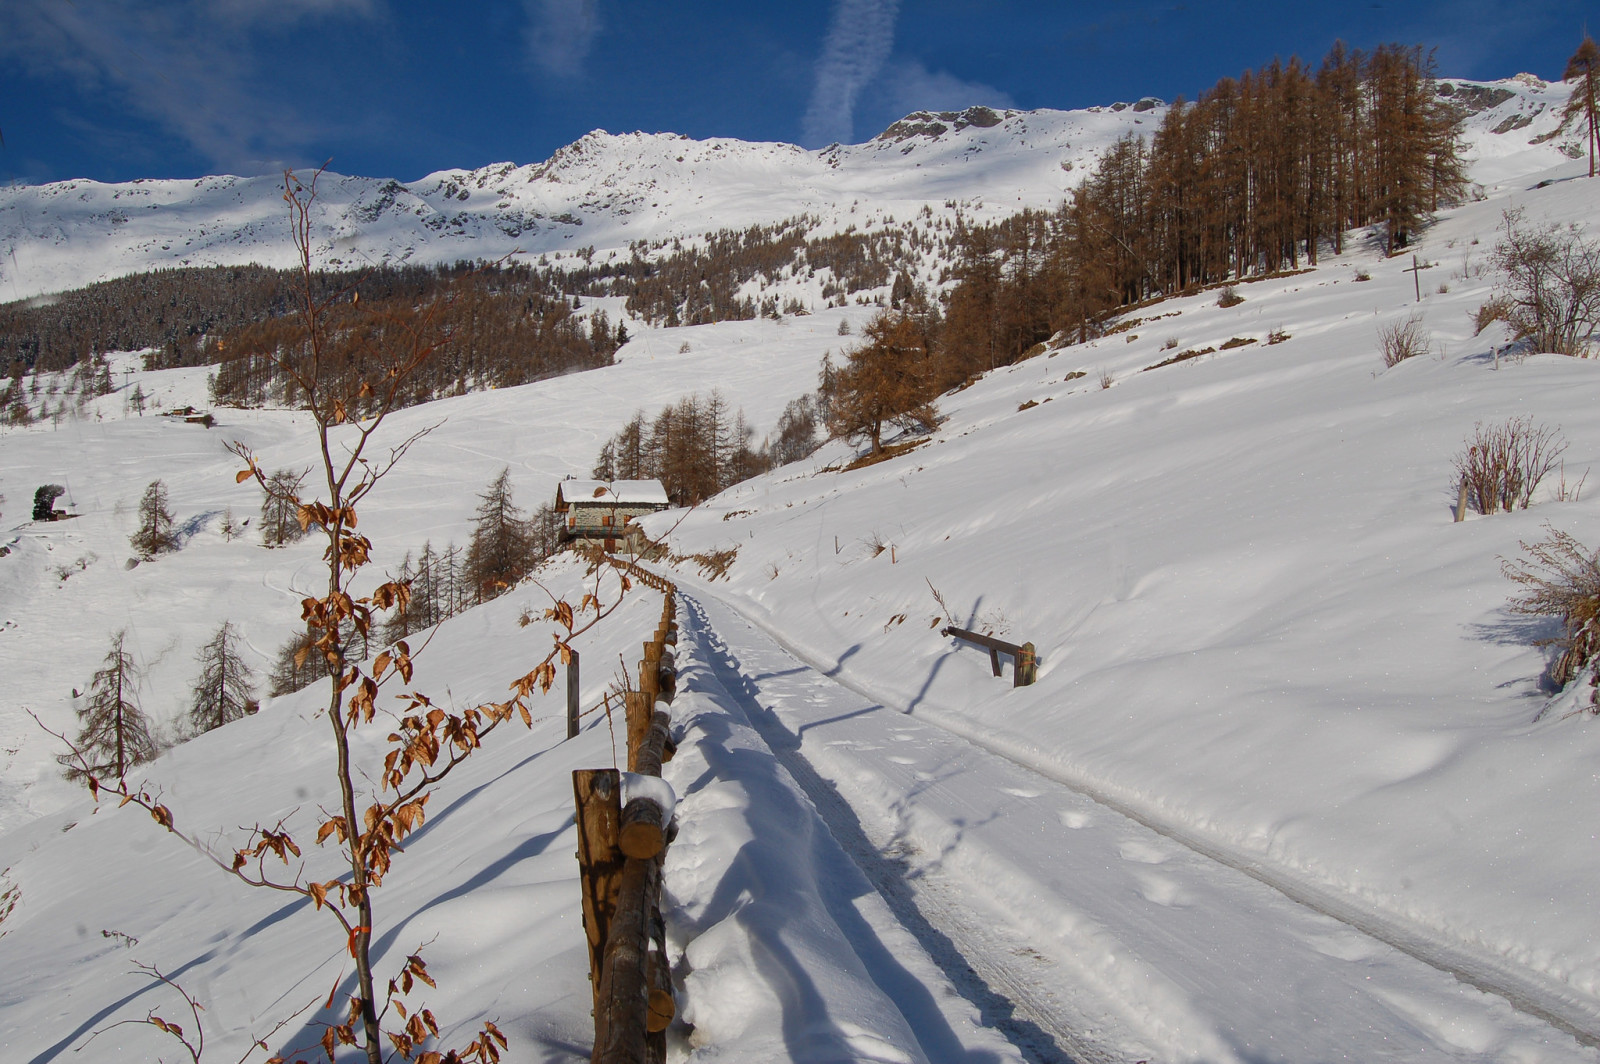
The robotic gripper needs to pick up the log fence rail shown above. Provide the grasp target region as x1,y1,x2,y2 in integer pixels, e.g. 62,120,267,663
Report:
573,555,679,1064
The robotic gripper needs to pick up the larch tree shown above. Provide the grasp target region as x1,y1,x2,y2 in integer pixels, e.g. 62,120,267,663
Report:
464,467,534,602
186,621,257,735
821,310,940,455
131,479,177,557
60,630,158,783
1563,36,1600,178
260,467,310,547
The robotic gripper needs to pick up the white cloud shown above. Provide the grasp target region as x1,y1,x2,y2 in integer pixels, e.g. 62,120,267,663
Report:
801,0,900,147
524,0,603,79
872,58,1015,121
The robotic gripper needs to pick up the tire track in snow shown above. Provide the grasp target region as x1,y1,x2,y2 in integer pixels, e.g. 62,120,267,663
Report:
682,581,1600,1054
678,593,1113,1064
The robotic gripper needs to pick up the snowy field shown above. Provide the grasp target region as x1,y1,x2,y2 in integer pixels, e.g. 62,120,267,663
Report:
4,72,1600,1062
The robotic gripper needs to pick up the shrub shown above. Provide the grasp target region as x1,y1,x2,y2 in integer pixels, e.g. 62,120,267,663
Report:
1380,313,1430,367
1454,417,1568,514
1476,207,1600,355
1502,526,1600,695
1217,285,1244,308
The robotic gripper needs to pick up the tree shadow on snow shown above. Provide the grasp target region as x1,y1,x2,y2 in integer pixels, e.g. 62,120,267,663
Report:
677,595,1079,1064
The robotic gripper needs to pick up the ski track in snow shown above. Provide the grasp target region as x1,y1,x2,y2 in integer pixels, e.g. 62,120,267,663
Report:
673,585,1599,1062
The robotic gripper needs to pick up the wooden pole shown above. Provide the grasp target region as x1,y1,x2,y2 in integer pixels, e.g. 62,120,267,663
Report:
573,770,625,1011
1016,642,1038,687
567,648,581,740
624,692,652,771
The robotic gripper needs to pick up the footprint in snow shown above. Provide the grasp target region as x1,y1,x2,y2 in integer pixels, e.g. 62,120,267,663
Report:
1118,839,1171,864
1135,871,1190,907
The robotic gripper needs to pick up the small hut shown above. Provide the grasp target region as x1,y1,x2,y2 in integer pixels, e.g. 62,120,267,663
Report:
553,479,669,552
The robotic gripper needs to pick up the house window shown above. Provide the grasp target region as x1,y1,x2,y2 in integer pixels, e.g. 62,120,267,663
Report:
602,515,613,527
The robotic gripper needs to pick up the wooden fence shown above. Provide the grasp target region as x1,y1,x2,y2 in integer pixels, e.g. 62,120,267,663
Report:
573,557,679,1064
940,625,1038,686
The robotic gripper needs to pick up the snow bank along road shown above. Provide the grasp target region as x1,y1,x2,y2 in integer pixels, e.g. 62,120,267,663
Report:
668,588,1597,1063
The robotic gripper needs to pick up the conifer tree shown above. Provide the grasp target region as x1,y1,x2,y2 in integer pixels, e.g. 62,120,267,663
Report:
379,552,418,645
131,479,177,557
464,469,534,602
32,484,64,521
413,541,444,629
1563,36,1600,178
60,630,157,783
821,311,939,455
187,621,256,734
260,467,309,547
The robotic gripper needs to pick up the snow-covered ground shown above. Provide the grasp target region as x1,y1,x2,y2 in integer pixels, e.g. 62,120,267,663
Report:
5,67,1600,1064
645,151,1600,1056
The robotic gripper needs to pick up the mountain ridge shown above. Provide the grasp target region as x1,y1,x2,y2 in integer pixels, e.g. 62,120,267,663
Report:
0,77,1579,304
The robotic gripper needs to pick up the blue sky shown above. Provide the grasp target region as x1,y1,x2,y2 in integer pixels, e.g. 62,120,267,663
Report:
2,0,1594,185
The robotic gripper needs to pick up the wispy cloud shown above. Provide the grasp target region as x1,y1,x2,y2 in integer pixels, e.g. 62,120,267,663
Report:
872,59,1015,121
524,0,603,79
2,0,380,175
801,0,900,147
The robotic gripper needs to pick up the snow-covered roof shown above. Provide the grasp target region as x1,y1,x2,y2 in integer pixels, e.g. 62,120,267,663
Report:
555,479,669,509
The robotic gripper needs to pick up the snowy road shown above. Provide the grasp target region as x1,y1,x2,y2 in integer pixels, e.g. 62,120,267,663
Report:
668,589,1598,1063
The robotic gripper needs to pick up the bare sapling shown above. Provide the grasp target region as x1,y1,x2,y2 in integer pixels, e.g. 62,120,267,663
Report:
43,168,635,1064
1454,417,1568,515
1379,313,1430,367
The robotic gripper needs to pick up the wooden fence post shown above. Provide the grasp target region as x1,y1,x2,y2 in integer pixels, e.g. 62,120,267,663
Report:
568,648,582,740
573,770,624,1011
624,692,653,772
1015,642,1037,687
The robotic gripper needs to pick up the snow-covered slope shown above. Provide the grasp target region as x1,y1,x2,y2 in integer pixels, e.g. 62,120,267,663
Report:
649,147,1600,1051
1,76,1584,303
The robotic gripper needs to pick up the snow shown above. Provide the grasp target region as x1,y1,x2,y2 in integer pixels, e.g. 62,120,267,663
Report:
4,67,1600,1064
618,771,676,816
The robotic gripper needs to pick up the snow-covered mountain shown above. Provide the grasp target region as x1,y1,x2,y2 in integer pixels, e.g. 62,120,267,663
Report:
0,75,1583,304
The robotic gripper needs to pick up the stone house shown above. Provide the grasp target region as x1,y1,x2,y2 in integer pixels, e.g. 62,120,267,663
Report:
553,479,669,551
